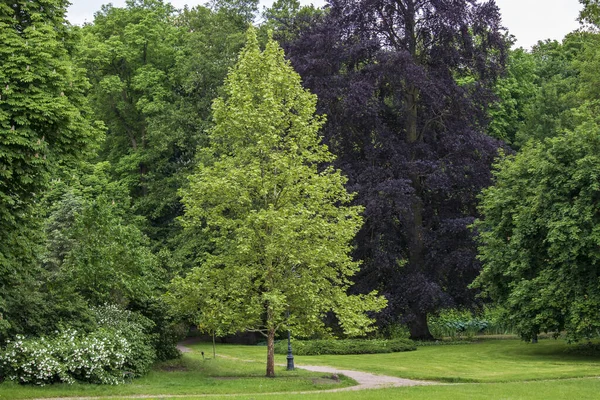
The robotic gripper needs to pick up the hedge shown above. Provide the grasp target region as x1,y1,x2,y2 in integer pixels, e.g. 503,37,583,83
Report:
274,338,416,356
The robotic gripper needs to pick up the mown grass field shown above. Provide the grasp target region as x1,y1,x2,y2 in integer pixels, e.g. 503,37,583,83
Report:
206,337,600,383
2,337,600,399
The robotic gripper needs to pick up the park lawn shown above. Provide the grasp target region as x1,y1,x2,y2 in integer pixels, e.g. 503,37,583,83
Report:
4,338,600,399
201,337,600,383
105,378,600,400
0,351,354,399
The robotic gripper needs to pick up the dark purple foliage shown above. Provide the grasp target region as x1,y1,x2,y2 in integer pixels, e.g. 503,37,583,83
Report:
286,0,508,338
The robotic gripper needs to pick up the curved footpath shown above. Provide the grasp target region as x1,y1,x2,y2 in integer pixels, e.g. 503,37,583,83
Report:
29,342,436,400
177,341,436,392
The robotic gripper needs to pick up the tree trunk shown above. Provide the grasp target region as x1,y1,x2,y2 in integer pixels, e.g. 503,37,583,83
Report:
408,312,434,341
212,332,216,358
266,327,276,377
405,87,419,143
406,84,428,339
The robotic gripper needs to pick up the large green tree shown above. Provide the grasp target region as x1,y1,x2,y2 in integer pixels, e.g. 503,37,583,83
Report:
78,1,255,256
43,162,160,307
78,0,182,239
0,0,101,337
473,123,600,342
487,48,538,147
168,29,385,377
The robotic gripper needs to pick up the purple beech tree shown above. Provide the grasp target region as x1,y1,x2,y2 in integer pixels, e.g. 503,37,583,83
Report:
285,0,507,339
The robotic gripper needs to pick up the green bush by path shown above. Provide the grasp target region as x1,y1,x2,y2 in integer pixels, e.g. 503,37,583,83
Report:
274,339,416,355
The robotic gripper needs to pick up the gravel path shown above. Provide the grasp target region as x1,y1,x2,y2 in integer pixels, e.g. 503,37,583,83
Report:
294,364,436,391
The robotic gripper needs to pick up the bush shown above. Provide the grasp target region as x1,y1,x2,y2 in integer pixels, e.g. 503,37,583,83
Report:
0,330,129,385
0,335,69,385
0,305,158,385
274,338,416,356
128,299,185,361
428,307,515,339
92,305,156,376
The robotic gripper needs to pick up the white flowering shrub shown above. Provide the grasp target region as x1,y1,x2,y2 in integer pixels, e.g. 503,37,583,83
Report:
0,305,156,385
0,335,71,385
60,329,130,385
92,305,156,376
0,330,130,385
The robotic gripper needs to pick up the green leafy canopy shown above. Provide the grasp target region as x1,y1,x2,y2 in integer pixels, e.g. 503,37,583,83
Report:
473,123,600,342
166,29,385,375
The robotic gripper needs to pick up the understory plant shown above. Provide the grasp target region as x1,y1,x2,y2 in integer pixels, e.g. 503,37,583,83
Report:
0,305,156,385
428,307,515,339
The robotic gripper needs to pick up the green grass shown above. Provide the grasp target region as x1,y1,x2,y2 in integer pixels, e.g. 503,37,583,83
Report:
4,338,600,399
205,337,600,383
0,350,354,399
99,378,600,399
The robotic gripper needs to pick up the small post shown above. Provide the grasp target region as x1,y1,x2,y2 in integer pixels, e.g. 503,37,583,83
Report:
286,310,294,371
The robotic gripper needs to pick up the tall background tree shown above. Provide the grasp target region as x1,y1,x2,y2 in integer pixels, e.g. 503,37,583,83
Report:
473,0,600,342
474,125,600,342
284,0,507,339
77,0,256,274
0,0,102,338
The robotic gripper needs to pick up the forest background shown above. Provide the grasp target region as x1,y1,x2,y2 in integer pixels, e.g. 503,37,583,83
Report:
2,0,600,384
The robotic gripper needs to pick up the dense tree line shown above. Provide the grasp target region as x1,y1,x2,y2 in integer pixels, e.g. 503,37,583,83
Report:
475,1,600,342
2,0,600,382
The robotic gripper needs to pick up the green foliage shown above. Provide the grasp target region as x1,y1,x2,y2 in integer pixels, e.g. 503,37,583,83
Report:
40,162,161,308
0,0,101,217
0,0,102,342
0,304,158,386
77,0,183,237
505,32,600,149
474,124,600,342
261,0,324,44
428,309,496,340
488,48,538,145
274,339,416,355
63,198,159,306
77,1,251,252
169,28,385,376
580,0,600,28
130,298,186,362
91,305,156,376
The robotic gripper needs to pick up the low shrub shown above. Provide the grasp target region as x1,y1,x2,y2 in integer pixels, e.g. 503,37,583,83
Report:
92,305,156,376
0,305,157,385
274,338,416,356
0,330,128,385
428,307,515,339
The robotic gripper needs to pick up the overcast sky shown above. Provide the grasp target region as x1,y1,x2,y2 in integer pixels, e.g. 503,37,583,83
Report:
66,0,582,50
